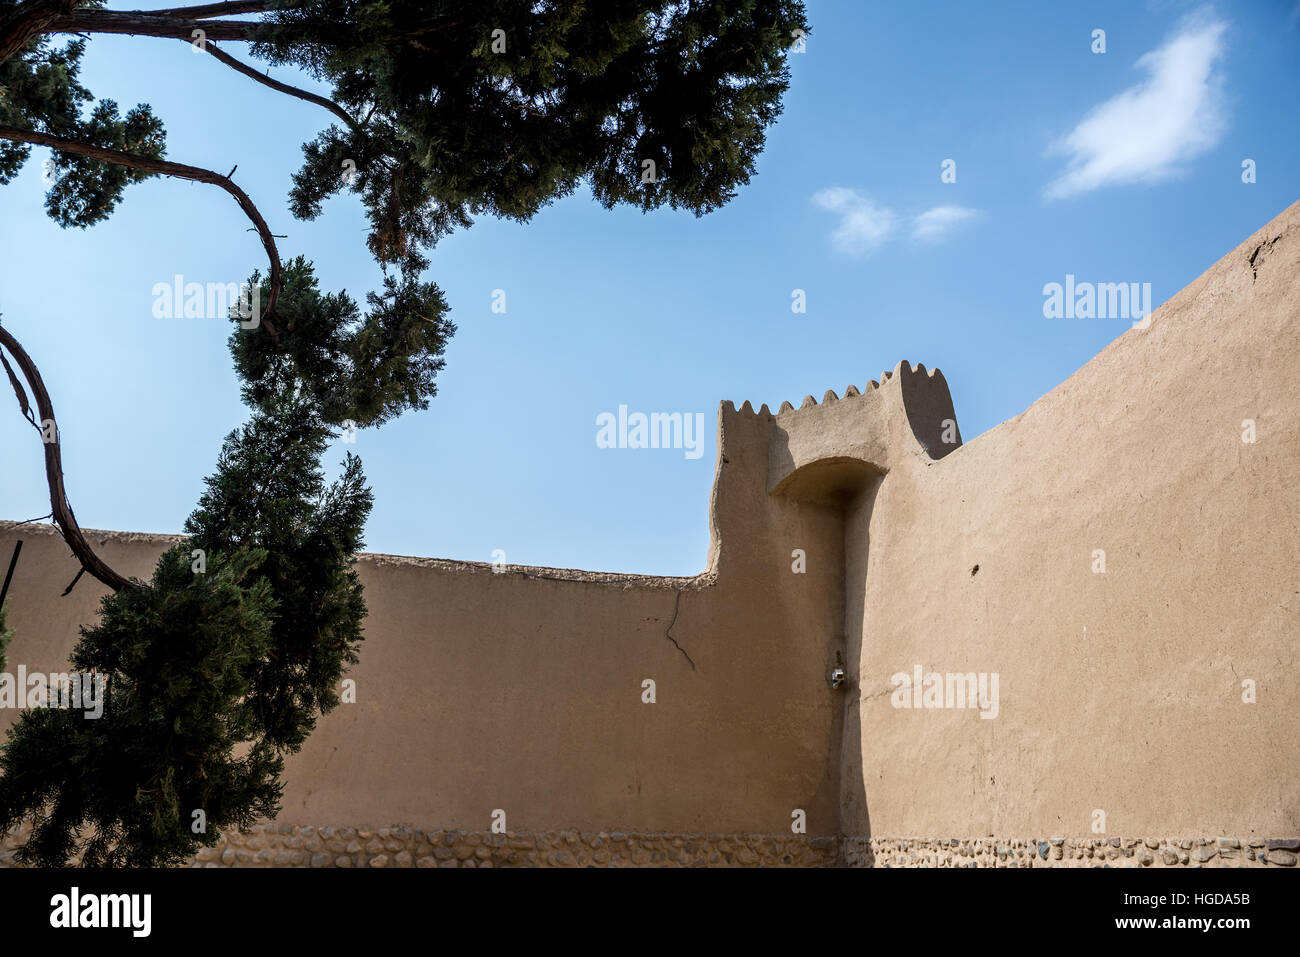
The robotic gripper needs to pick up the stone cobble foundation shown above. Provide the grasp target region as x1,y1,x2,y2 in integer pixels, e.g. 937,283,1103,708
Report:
189,826,843,868
0,821,838,868
848,836,1300,868
4,822,1296,867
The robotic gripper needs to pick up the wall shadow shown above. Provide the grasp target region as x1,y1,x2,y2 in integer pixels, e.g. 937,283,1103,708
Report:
838,475,882,865
772,458,883,865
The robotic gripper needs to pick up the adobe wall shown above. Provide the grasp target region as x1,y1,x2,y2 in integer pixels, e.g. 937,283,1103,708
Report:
1,199,1297,867
842,200,1300,843
0,399,856,839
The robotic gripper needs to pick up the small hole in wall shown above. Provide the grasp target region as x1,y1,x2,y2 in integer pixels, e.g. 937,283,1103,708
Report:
970,564,980,576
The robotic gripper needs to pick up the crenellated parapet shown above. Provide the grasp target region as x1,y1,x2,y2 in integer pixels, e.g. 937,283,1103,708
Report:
703,360,961,575
712,360,960,508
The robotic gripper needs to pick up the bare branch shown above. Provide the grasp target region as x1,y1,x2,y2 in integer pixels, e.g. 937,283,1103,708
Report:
202,40,359,131
143,1,271,18
0,344,37,427
0,123,282,328
31,4,455,57
0,324,136,593
0,123,287,594
0,539,21,609
61,565,86,597
50,10,260,42
5,512,53,530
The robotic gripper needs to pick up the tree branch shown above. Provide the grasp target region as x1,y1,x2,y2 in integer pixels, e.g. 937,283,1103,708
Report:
202,40,359,131
0,324,136,593
0,344,37,427
0,0,80,65
50,9,260,42
36,5,454,54
143,1,271,18
0,123,282,328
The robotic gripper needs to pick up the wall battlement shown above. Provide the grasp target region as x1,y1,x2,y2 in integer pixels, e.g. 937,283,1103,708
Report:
721,360,962,487
705,359,961,577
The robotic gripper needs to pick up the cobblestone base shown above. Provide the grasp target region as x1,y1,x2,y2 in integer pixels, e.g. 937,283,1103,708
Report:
187,826,843,867
4,822,1297,867
0,821,839,867
848,836,1300,868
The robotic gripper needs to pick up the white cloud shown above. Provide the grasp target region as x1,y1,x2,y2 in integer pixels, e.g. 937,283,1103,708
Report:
812,191,984,254
1045,12,1228,199
911,205,980,242
811,187,895,256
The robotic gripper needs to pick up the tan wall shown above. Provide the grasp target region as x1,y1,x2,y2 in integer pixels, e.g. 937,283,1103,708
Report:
843,200,1300,841
1,402,852,837
1,200,1297,860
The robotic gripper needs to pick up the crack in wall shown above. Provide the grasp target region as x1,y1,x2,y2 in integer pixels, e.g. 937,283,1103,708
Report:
1248,222,1295,281
663,589,697,672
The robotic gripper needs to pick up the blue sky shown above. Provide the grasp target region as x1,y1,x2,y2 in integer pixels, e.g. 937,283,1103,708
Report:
1,1,1298,575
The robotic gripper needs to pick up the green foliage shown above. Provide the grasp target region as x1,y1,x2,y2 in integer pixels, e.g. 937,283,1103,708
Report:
263,0,809,271
4,2,806,265
41,99,165,227
0,381,373,866
0,26,165,226
0,274,412,864
0,547,282,866
182,395,372,754
231,258,454,430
